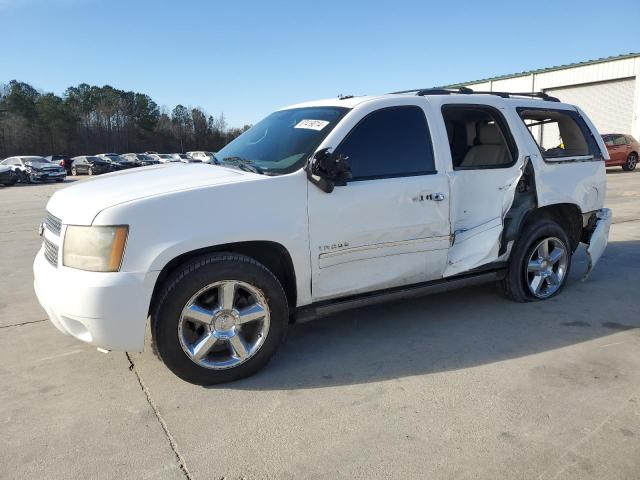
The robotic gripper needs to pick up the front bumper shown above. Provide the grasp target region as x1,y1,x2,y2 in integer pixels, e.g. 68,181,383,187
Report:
33,249,159,352
29,170,66,182
583,208,612,279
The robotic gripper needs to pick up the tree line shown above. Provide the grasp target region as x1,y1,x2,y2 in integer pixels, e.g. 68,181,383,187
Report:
0,80,251,158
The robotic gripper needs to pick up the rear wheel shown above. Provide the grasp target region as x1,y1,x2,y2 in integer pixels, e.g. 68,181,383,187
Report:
622,152,637,171
498,218,572,302
152,253,289,385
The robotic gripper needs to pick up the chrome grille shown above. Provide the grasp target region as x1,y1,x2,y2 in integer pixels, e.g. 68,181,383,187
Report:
43,237,59,267
44,211,62,236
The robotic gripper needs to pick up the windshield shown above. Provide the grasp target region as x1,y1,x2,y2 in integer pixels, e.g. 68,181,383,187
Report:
158,154,175,159
216,106,348,175
22,156,50,164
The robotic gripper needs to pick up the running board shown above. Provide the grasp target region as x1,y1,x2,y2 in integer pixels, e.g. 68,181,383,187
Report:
294,270,504,323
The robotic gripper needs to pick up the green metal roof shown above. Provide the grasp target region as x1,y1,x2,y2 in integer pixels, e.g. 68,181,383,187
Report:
444,52,640,88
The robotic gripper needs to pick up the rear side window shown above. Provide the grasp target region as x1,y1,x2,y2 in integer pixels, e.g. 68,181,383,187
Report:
334,106,435,180
517,108,601,161
613,135,628,146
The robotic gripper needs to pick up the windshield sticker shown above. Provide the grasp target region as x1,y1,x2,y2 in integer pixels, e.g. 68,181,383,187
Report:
294,119,330,131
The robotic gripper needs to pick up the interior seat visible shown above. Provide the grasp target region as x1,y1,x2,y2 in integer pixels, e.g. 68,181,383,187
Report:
460,123,510,167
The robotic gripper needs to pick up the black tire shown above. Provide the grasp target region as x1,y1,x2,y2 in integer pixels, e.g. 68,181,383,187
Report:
152,253,289,385
71,166,77,176
88,166,93,176
498,217,572,302
622,152,637,171
2,175,18,186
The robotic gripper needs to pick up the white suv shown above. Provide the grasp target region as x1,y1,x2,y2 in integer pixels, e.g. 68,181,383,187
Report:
33,89,612,385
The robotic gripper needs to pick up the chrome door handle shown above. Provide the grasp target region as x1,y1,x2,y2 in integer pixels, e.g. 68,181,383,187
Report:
430,193,446,202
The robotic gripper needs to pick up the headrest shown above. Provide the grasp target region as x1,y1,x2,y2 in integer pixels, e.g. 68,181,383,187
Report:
478,123,502,145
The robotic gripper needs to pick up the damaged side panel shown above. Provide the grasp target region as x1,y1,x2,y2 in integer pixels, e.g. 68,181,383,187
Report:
583,208,612,280
444,162,525,277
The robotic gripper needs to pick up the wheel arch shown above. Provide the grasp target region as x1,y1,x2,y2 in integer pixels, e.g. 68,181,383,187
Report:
148,240,298,315
520,203,583,252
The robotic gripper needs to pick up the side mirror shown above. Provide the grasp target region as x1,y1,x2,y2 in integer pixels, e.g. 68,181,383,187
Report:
306,148,352,193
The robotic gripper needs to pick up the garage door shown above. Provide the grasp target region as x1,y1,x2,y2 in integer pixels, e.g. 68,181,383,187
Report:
546,77,636,135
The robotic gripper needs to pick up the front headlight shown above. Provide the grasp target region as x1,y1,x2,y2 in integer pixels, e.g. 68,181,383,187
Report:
63,225,128,272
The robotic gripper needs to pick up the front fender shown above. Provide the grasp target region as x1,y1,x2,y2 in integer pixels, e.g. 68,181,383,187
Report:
93,171,313,305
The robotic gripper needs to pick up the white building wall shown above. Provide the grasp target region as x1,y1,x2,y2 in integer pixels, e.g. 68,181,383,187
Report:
458,55,640,139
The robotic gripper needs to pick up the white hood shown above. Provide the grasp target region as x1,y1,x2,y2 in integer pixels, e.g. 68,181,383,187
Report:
47,163,255,225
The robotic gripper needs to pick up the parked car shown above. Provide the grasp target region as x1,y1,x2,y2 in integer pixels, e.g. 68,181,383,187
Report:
97,153,137,170
46,155,73,174
1,156,66,183
171,153,201,163
186,151,216,163
121,153,161,167
0,164,18,186
149,153,181,163
34,90,611,385
71,156,114,176
601,133,639,171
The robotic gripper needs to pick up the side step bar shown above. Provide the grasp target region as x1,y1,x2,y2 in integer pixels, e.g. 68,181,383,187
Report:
294,270,504,323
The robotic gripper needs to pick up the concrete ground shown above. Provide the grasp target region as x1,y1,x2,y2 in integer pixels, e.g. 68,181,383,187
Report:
1,169,639,480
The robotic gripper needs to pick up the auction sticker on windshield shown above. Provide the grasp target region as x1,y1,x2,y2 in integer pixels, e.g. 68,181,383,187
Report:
294,119,330,131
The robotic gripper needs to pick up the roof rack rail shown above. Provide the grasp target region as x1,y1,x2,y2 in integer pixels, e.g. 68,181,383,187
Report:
388,87,560,102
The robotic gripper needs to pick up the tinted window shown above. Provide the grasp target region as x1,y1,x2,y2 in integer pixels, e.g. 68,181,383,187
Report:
334,106,435,180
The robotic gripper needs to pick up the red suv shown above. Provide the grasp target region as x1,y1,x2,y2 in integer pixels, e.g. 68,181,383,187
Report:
601,134,639,171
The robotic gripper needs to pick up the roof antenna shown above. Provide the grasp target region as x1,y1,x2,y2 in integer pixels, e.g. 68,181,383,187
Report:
338,94,354,100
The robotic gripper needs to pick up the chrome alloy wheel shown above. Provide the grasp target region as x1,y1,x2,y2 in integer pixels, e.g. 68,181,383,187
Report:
525,237,568,299
626,153,637,170
178,280,270,369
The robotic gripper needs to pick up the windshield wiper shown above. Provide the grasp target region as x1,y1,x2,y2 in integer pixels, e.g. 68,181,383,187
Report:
222,156,264,174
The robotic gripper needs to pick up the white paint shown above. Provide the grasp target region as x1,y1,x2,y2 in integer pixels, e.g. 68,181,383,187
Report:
34,93,611,353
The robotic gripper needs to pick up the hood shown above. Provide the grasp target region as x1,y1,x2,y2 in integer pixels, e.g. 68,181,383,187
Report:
27,162,61,170
47,163,256,225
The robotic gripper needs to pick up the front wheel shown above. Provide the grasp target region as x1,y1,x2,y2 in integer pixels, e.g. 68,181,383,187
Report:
71,166,77,176
152,253,289,385
88,166,93,176
622,153,637,171
498,218,572,302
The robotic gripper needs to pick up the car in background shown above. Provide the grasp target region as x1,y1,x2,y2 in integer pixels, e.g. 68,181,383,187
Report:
121,153,161,167
98,153,137,170
0,156,66,183
186,151,216,163
0,164,18,186
46,155,73,174
171,153,201,163
71,156,114,176
149,153,181,163
601,134,639,171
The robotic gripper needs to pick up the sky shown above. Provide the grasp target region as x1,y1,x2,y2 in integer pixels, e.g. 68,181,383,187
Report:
1,0,639,127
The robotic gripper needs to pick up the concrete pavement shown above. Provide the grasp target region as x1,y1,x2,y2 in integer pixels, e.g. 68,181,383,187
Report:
1,170,639,479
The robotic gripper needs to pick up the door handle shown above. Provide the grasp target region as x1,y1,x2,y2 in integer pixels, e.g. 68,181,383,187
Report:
430,193,446,202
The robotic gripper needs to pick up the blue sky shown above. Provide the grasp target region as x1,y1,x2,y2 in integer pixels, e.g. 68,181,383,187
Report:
1,0,638,127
